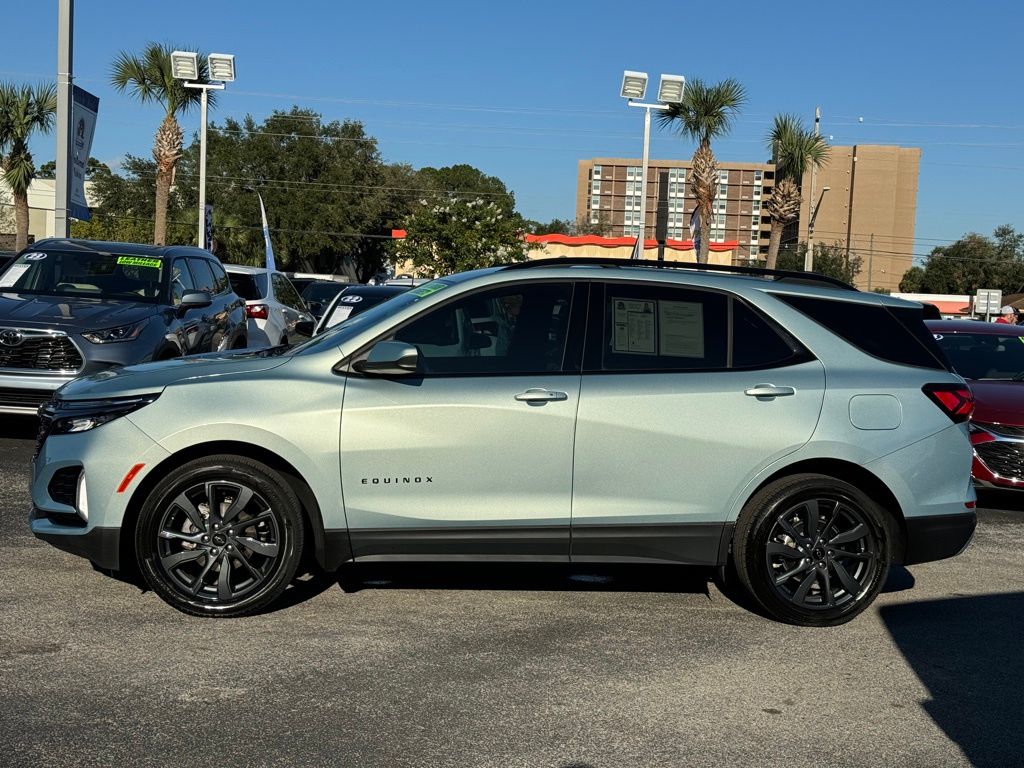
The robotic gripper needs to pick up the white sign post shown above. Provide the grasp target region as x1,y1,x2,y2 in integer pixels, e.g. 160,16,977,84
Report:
975,289,1003,322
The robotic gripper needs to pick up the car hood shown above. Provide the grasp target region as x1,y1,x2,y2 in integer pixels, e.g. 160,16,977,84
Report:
56,348,292,401
968,379,1024,426
0,292,158,330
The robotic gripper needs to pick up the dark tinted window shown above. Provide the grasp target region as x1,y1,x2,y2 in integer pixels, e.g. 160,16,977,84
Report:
0,249,164,302
593,283,728,371
391,282,574,375
228,272,267,300
209,260,230,294
170,259,196,306
186,258,216,294
778,294,947,371
932,332,1024,380
302,282,345,303
732,299,807,369
272,273,305,310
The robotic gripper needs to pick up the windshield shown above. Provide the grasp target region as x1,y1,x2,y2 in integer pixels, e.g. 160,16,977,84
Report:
291,278,455,355
228,272,268,300
302,282,346,303
0,249,165,302
933,331,1024,380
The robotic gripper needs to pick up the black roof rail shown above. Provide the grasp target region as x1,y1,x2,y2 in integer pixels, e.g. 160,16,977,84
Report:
501,257,857,292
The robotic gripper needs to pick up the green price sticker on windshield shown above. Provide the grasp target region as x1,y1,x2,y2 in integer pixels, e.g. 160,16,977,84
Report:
116,256,162,269
410,282,448,298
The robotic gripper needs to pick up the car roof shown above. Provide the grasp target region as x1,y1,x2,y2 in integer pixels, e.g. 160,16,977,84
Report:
926,319,1021,334
29,238,216,259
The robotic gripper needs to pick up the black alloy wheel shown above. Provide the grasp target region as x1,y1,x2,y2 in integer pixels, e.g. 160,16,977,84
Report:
137,456,303,617
734,474,890,626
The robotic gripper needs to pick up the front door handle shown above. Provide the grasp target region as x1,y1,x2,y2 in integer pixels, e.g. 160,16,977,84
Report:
515,388,568,403
745,384,796,399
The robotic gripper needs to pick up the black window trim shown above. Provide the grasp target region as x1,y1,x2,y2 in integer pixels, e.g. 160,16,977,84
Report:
336,278,587,379
582,278,815,375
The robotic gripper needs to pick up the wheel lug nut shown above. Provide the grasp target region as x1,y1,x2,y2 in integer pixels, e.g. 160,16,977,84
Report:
227,545,233,551
227,529,234,536
211,548,219,555
202,535,209,542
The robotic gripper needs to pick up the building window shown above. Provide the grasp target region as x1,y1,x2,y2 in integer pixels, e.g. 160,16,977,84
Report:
593,165,602,178
753,187,761,199
592,181,601,194
755,170,763,181
591,198,600,209
719,184,728,196
752,200,761,212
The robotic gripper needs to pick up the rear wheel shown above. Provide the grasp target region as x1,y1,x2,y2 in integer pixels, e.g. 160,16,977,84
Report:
733,474,889,626
135,455,303,617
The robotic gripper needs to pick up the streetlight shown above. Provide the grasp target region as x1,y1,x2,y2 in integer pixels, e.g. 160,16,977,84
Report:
620,71,685,259
804,185,830,271
171,50,235,250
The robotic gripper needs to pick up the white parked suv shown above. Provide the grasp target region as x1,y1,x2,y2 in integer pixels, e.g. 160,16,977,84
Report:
224,265,314,348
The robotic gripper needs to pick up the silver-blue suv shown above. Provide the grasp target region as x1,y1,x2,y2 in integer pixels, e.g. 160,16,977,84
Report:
30,258,977,625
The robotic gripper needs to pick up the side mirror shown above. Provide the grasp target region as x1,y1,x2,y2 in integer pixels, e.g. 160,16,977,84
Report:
295,319,315,337
355,341,419,376
177,291,212,315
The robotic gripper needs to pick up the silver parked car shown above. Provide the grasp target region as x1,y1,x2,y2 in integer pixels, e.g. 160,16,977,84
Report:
30,258,976,625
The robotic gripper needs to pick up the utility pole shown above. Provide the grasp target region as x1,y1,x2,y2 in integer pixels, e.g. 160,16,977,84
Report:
803,106,821,271
867,233,874,291
54,0,74,238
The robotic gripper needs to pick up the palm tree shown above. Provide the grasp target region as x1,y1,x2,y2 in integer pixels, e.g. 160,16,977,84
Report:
110,43,212,245
0,83,57,251
658,78,746,263
763,114,830,270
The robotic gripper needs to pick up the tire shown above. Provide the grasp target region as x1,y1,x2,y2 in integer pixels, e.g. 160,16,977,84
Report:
135,455,304,618
733,473,890,627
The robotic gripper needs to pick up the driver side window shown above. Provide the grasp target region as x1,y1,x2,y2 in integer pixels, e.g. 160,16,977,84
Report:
171,259,196,306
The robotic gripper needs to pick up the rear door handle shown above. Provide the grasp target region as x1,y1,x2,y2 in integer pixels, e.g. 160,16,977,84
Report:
515,388,568,403
745,384,796,399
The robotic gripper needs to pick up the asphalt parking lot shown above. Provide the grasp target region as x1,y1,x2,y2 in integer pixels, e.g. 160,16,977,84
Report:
1,415,1023,768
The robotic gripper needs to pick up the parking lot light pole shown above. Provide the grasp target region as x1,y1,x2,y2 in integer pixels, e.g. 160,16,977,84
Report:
620,72,685,259
171,51,235,250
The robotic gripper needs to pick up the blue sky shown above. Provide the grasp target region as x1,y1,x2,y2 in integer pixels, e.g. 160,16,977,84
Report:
2,0,1022,261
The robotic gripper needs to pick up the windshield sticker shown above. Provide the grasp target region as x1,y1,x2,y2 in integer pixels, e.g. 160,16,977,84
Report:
0,263,31,288
409,282,448,299
23,252,47,261
933,334,943,340
326,305,354,327
116,255,162,269
339,295,363,303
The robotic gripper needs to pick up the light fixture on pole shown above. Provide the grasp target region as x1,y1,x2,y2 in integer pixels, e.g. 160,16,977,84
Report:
804,185,830,271
171,50,235,250
621,70,685,259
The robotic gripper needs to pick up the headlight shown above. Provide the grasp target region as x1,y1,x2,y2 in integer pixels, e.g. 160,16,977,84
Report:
49,393,160,434
82,321,147,344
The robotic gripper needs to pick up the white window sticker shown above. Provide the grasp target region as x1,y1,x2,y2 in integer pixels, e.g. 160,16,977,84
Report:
325,304,354,328
659,300,704,358
339,295,363,304
612,298,656,355
0,263,31,288
23,252,47,261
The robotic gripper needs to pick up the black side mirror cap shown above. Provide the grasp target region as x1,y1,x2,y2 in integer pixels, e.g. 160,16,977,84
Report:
178,291,212,315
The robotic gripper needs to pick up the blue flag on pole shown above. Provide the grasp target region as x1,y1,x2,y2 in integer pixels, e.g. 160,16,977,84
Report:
257,194,276,272
689,208,701,259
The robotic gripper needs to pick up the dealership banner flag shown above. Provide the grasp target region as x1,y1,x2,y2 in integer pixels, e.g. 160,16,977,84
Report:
69,86,99,221
258,194,276,272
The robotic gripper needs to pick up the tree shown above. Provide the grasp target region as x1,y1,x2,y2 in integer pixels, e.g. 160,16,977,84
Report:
658,78,746,264
36,156,108,179
389,197,536,276
417,164,515,214
763,114,830,270
0,82,56,251
776,241,862,285
898,227,1024,294
110,43,213,246
899,265,926,293
528,213,612,236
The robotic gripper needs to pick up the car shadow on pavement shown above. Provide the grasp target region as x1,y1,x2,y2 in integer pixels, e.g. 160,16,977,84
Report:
0,414,39,440
879,592,1024,768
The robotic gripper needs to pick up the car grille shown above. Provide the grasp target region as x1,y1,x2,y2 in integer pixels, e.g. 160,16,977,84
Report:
975,441,1024,481
0,387,52,410
0,332,83,372
975,421,1024,439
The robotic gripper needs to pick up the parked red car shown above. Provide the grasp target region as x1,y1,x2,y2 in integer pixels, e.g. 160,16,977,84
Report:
928,319,1024,488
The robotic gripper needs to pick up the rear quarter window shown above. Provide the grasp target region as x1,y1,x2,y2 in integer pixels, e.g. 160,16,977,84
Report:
777,294,950,371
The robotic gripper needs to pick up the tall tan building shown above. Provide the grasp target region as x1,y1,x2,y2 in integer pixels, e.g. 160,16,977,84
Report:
576,146,920,291
798,145,920,292
576,158,775,261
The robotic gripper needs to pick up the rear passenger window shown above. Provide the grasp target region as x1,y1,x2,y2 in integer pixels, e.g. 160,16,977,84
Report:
777,294,948,371
209,261,230,294
186,258,217,294
732,300,808,369
593,283,728,371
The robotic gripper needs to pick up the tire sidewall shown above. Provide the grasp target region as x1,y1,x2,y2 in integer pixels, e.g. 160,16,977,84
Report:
136,457,302,617
738,475,891,627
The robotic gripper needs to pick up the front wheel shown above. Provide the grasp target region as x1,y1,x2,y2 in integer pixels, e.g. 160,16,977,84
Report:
136,455,304,617
733,474,890,627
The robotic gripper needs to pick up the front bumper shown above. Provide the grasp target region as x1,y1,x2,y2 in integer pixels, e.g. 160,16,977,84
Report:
0,371,75,414
903,512,977,565
30,509,121,570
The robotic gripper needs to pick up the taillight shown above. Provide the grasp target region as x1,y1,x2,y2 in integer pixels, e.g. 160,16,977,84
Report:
246,304,269,319
923,383,974,423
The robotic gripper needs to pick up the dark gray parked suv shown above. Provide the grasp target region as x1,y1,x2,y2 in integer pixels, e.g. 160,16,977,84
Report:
0,239,247,414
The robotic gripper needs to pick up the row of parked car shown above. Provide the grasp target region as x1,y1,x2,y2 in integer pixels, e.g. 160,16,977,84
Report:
0,239,408,415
